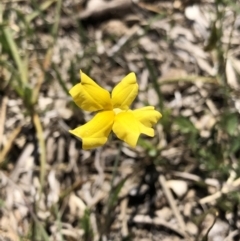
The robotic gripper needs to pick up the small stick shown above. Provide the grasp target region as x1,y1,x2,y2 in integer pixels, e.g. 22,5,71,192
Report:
133,214,186,237
159,175,186,236
200,177,240,204
0,96,8,148
120,198,129,237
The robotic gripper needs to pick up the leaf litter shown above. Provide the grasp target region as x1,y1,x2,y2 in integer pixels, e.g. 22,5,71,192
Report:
0,0,240,240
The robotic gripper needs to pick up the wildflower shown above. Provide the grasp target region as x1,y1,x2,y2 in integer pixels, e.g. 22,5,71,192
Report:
69,70,162,150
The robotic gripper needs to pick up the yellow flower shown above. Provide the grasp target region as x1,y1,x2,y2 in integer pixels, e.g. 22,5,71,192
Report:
69,70,162,150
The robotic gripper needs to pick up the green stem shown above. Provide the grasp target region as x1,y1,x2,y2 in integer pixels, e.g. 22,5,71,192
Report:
101,143,122,237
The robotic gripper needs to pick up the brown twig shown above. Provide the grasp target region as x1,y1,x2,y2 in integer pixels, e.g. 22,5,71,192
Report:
159,175,187,237
0,96,8,149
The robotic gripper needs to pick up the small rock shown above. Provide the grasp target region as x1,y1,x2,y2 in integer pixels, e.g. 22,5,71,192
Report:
167,180,188,198
186,222,198,236
208,220,229,241
155,207,172,221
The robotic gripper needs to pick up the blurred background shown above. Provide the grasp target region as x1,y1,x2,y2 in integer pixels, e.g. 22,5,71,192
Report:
0,0,240,240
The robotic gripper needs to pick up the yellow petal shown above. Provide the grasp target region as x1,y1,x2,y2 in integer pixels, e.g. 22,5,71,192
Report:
69,110,114,150
132,106,162,127
111,72,138,109
112,111,154,147
69,70,112,111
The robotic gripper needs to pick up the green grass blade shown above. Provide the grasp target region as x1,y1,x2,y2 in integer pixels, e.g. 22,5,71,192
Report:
53,63,69,95
26,0,57,23
2,27,28,84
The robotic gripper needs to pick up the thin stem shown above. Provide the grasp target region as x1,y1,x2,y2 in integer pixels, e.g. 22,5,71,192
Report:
101,143,122,238
110,143,122,189
32,112,46,194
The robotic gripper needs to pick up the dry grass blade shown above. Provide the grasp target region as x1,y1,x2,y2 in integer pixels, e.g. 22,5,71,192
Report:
120,198,129,237
159,175,187,237
133,214,186,237
60,0,132,27
0,96,8,148
160,76,218,85
0,125,22,164
31,0,62,104
200,177,240,205
79,0,132,19
32,113,46,192
59,179,84,201
1,0,240,240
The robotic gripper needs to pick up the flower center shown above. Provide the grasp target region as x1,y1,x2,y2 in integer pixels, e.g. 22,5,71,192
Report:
113,108,123,115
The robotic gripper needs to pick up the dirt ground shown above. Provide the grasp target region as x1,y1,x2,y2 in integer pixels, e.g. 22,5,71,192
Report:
0,0,240,240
